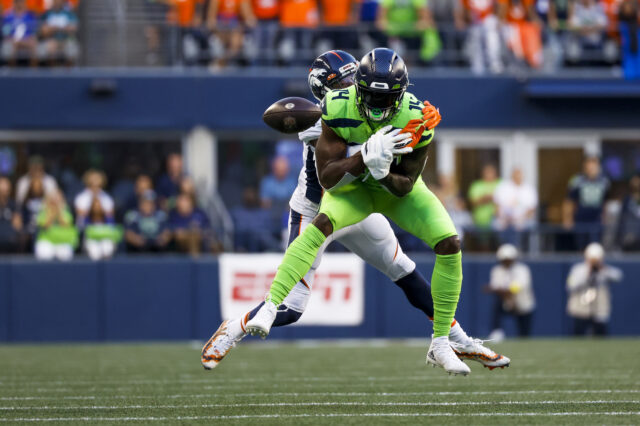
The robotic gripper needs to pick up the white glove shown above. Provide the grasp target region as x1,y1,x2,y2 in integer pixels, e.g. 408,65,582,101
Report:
362,126,413,180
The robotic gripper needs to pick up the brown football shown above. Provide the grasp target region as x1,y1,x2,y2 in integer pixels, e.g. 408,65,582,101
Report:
262,97,321,134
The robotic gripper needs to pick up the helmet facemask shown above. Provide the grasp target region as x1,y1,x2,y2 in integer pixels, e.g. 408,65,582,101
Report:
356,84,405,122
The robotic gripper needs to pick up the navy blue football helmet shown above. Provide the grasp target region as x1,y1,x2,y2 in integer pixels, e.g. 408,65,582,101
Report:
308,50,358,101
355,48,409,122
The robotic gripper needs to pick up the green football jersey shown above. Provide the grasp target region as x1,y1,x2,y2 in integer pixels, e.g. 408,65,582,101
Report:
321,85,434,151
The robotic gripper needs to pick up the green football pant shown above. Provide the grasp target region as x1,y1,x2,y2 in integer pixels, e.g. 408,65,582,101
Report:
269,178,461,337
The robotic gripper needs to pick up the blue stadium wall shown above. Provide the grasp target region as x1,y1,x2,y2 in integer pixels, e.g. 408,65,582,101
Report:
0,71,639,130
0,257,638,342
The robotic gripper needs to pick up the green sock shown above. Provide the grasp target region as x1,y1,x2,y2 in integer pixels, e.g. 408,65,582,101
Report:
268,224,327,305
431,252,462,338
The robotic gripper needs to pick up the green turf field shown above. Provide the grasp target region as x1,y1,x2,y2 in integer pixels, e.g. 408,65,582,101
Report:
0,338,638,424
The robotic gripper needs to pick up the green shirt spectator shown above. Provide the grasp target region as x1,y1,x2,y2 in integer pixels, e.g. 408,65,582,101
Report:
378,0,431,37
35,190,78,261
468,164,500,228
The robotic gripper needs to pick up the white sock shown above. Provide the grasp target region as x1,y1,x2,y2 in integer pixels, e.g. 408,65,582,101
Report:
432,335,449,346
448,322,472,345
226,317,246,341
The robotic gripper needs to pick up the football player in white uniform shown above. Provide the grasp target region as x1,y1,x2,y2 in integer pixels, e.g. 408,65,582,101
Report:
202,50,510,373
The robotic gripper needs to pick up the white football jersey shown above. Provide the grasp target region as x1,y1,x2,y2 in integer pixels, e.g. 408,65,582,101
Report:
289,119,324,218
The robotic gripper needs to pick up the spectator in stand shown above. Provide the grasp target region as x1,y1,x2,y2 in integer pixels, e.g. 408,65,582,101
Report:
493,167,538,247
124,190,171,252
563,156,610,247
40,0,78,66
602,0,624,38
17,157,58,240
358,0,385,51
170,0,207,65
469,163,500,229
566,242,622,336
1,0,38,66
317,0,359,52
74,170,114,228
0,177,23,253
600,0,623,63
20,172,45,239
178,175,197,199
566,0,608,63
124,174,153,214
16,156,58,208
74,170,119,260
169,192,214,255
260,155,297,207
143,0,170,65
377,0,438,63
34,189,78,261
231,185,281,252
615,174,640,251
618,0,640,79
206,0,255,68
534,0,571,71
498,0,543,69
486,243,536,340
251,0,279,65
278,0,318,65
156,153,186,211
455,0,504,74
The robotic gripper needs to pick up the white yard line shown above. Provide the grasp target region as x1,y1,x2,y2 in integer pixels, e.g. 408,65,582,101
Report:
1,412,640,422
1,389,639,401
0,400,638,411
0,373,634,387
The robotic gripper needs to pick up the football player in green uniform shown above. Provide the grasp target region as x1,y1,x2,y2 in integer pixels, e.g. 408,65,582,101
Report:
247,48,473,375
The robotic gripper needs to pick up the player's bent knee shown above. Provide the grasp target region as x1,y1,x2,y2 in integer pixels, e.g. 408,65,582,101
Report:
312,213,334,237
434,236,461,255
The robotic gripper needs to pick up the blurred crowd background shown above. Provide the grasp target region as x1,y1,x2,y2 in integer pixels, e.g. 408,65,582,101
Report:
1,0,640,78
0,138,639,260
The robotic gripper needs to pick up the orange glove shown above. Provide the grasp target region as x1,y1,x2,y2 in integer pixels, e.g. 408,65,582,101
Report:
422,101,441,130
399,101,442,148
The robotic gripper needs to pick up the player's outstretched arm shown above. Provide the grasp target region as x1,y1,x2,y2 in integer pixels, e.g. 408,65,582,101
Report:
379,145,429,197
315,121,366,190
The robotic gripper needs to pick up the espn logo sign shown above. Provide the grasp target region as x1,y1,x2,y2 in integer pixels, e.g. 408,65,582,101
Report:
219,254,365,326
231,271,354,303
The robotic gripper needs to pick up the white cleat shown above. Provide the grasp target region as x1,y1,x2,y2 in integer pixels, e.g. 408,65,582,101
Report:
245,301,277,339
201,320,239,370
451,338,511,370
427,336,471,376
